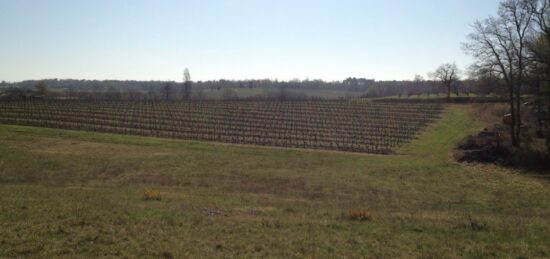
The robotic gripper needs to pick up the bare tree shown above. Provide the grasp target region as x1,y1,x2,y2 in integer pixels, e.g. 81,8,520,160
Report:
413,74,425,82
413,74,425,96
428,63,460,100
526,0,550,152
467,63,503,96
183,68,192,100
527,0,550,70
463,0,533,147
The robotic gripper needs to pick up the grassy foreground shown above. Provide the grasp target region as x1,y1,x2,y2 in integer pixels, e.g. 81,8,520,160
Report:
1,105,549,258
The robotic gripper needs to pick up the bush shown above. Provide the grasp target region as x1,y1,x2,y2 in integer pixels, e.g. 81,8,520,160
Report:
347,209,373,221
143,188,163,201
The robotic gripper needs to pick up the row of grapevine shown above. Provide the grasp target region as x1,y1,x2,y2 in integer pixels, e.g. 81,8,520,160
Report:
0,100,443,154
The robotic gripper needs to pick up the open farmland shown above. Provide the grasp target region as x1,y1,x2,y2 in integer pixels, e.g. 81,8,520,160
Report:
0,100,442,154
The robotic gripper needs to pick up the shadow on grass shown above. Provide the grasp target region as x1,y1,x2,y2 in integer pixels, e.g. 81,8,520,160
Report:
456,143,550,178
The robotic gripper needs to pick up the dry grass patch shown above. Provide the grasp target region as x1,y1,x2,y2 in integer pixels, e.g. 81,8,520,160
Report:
143,188,163,201
347,209,373,221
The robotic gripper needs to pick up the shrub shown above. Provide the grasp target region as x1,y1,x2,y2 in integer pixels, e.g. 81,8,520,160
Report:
347,209,373,221
143,188,163,201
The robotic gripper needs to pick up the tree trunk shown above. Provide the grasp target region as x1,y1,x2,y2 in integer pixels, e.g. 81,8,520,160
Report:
184,82,192,101
509,82,518,147
446,82,451,102
515,81,521,148
547,79,550,154
537,79,542,131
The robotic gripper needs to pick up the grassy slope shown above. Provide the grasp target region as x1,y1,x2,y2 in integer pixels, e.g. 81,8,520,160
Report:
1,105,549,258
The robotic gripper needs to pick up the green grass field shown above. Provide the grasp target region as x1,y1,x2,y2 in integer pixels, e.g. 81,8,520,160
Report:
1,105,549,258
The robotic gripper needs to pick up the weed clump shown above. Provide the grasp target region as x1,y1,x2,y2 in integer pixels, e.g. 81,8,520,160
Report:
143,188,163,201
465,214,489,231
347,209,373,221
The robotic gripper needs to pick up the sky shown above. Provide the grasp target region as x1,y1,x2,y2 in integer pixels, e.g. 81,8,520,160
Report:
0,0,501,82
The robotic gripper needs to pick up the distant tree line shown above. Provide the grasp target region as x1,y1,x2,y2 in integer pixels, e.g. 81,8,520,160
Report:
0,76,514,101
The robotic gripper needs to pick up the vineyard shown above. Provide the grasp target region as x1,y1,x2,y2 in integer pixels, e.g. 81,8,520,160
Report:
0,100,442,154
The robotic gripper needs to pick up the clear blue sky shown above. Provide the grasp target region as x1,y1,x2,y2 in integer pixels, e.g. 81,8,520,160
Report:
0,0,500,82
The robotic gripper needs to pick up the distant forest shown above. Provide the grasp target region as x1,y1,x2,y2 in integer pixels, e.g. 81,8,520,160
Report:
0,76,511,101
